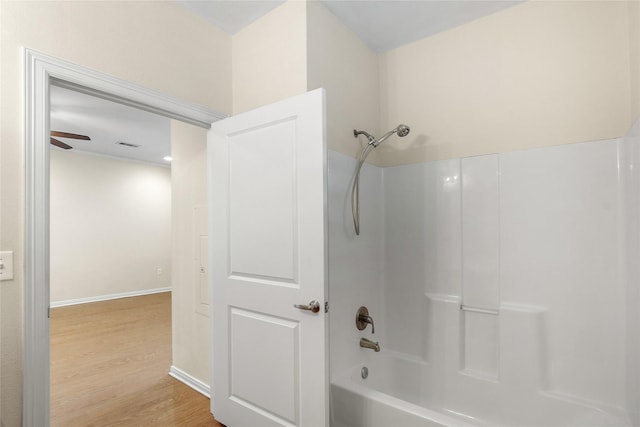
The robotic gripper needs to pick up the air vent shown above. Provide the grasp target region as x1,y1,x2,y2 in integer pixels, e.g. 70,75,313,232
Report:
116,141,140,148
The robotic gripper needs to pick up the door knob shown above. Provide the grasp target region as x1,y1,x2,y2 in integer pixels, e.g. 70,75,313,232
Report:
294,300,320,313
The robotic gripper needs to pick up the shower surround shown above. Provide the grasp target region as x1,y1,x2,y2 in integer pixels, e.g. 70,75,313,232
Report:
329,120,640,426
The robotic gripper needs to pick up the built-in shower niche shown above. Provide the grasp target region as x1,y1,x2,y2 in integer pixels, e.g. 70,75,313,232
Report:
422,296,630,426
425,294,553,423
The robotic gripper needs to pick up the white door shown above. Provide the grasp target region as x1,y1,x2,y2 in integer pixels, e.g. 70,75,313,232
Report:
208,89,328,427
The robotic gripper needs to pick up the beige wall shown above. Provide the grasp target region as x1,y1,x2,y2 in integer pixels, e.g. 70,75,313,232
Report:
232,1,308,114
0,2,231,425
240,0,637,167
1,1,231,111
377,1,634,166
170,120,210,385
50,151,171,303
232,0,380,158
306,1,380,161
630,0,640,122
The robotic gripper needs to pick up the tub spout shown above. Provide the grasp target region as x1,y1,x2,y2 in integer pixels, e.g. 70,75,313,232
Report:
360,338,380,352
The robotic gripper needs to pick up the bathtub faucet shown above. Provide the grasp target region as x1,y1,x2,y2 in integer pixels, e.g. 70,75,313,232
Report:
360,338,380,352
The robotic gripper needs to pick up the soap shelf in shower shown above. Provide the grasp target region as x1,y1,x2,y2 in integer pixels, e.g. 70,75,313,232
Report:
460,304,499,315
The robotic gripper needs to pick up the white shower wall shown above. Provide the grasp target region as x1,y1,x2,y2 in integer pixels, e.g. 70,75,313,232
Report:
498,139,624,406
623,119,640,426
329,122,640,423
383,159,462,358
328,151,385,379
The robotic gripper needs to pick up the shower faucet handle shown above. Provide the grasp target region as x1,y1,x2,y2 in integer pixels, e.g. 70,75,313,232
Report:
356,306,375,334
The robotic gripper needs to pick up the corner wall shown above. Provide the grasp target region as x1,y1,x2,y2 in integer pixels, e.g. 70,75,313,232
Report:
50,151,171,304
232,1,308,114
306,1,380,160
232,0,381,157
0,2,231,424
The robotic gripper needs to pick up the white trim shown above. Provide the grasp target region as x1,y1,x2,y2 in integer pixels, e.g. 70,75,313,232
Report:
24,44,52,427
169,366,211,398
50,287,171,308
24,48,225,427
49,66,226,128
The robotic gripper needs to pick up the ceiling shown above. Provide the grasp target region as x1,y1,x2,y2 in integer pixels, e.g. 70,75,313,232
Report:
175,0,522,53
50,1,523,166
50,85,171,166
175,1,285,34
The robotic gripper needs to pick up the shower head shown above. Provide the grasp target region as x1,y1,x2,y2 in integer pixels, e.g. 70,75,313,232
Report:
373,124,411,147
351,123,411,236
396,124,410,137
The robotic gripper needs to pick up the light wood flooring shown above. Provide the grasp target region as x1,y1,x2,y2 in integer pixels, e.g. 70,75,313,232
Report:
50,292,224,426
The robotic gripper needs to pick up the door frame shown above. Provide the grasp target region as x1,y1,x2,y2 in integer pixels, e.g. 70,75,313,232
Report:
23,48,225,427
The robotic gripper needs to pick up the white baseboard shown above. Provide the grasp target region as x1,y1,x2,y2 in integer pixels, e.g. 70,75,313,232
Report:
169,365,210,398
50,287,171,308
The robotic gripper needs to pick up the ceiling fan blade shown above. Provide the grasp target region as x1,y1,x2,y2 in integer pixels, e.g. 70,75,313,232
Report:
50,137,73,150
51,131,91,140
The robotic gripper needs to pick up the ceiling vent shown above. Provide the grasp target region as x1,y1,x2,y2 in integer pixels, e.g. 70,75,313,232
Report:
116,141,140,148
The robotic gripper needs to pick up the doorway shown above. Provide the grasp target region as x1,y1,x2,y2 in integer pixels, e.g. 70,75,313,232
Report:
24,49,224,426
48,84,173,424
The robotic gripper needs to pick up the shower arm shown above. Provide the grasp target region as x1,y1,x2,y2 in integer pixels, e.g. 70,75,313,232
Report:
353,129,376,145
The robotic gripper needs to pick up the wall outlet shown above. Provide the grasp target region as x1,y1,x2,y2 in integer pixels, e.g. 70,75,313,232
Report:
0,251,14,281
156,268,163,276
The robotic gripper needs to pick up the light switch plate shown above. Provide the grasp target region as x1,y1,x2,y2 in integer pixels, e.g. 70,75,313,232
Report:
0,251,14,281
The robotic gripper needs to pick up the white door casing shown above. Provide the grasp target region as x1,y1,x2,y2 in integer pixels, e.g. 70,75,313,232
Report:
23,48,224,427
208,89,328,427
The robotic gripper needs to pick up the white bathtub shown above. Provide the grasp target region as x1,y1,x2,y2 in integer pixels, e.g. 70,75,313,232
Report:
330,353,478,427
330,352,632,427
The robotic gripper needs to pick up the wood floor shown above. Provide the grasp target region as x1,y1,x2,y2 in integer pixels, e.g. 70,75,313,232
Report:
50,292,223,427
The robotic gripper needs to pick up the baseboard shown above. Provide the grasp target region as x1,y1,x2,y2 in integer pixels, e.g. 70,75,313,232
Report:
50,287,171,308
169,365,211,398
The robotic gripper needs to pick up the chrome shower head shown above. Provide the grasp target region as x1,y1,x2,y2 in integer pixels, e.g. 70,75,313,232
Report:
351,123,411,236
374,124,411,146
396,124,410,137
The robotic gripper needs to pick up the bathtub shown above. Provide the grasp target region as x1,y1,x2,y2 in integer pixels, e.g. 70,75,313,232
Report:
330,352,632,427
331,352,478,427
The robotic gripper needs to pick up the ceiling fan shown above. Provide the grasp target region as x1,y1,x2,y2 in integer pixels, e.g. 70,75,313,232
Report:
50,131,91,150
